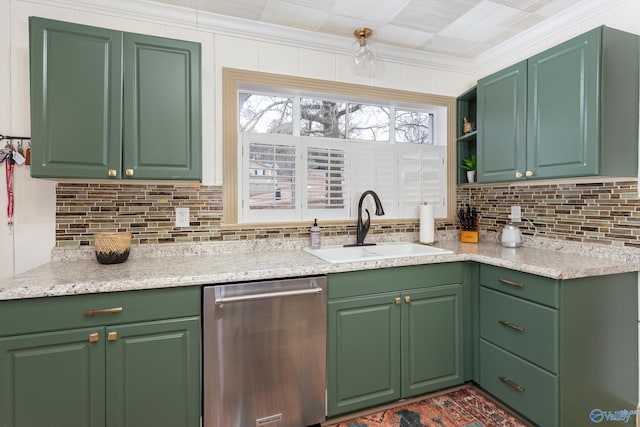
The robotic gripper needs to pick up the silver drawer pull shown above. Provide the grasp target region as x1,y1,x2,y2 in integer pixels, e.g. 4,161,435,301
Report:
499,376,525,392
499,278,524,288
499,320,525,333
84,307,123,316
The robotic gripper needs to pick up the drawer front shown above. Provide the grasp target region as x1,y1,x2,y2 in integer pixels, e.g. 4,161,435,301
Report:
0,287,201,336
480,339,558,427
480,287,558,373
328,263,462,299
480,264,559,307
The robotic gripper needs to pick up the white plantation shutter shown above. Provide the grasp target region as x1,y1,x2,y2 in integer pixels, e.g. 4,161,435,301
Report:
304,139,348,220
398,144,446,218
241,133,300,222
349,143,397,217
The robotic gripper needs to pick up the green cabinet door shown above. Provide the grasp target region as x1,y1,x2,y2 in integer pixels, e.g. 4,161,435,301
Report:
0,328,106,427
123,34,201,180
327,293,401,416
526,29,600,178
401,284,463,397
106,317,200,427
29,17,123,179
477,61,526,183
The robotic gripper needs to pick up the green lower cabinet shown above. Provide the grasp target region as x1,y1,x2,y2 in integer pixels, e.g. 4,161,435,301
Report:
401,285,463,397
327,264,465,418
106,317,200,427
327,293,401,416
477,264,638,426
0,328,106,427
0,288,201,427
480,340,558,427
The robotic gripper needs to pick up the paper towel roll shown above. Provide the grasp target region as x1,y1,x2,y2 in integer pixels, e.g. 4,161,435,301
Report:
419,203,435,244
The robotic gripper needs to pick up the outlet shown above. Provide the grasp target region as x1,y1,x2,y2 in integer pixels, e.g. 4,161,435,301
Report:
175,207,190,227
510,205,521,222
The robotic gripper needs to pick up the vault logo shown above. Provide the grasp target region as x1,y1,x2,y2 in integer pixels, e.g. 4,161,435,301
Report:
590,408,638,423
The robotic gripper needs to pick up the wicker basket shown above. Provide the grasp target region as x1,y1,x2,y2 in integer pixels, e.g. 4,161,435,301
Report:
93,232,132,264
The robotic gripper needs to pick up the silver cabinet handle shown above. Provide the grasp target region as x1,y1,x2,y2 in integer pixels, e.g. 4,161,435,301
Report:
214,287,322,305
499,319,525,333
500,376,525,392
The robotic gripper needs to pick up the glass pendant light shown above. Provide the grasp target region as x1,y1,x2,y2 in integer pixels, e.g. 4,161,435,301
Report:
353,27,376,69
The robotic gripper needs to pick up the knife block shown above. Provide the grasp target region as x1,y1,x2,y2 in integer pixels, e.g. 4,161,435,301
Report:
460,219,479,243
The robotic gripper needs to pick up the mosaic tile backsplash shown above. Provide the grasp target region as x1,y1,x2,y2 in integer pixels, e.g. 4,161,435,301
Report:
56,180,640,248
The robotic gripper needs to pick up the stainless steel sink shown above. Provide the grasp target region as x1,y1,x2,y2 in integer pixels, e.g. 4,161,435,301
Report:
303,242,453,263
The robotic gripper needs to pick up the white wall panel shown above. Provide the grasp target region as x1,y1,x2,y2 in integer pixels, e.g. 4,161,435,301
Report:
431,69,465,96
258,42,299,75
402,65,434,94
215,34,259,71
298,49,336,81
334,53,370,86
0,0,13,280
371,60,404,91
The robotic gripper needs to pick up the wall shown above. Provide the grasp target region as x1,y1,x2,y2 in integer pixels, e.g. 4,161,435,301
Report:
4,0,640,279
0,0,471,278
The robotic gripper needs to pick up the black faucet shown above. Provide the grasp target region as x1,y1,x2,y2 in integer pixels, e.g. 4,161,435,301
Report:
345,190,385,247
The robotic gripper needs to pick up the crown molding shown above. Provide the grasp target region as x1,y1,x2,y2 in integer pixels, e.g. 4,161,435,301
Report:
22,0,472,71
470,0,630,78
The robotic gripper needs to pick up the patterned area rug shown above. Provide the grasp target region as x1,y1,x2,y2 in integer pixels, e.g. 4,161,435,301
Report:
327,386,527,427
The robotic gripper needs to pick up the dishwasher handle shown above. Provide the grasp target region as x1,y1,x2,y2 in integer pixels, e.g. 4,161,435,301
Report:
214,287,323,305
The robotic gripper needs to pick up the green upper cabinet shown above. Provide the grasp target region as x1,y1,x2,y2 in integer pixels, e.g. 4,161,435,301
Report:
123,33,201,180
476,26,639,183
29,18,123,179
477,61,526,183
29,17,201,180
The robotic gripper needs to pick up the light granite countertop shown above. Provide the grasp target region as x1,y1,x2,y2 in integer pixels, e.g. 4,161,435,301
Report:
2,233,639,301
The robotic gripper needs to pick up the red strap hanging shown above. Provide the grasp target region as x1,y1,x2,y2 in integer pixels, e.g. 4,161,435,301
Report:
6,154,14,226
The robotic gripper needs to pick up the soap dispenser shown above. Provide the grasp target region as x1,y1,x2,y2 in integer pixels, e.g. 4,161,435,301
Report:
310,218,321,248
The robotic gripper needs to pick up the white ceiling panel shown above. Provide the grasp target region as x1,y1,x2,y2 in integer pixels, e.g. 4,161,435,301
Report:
148,0,615,60
331,0,412,22
261,1,330,30
439,1,522,43
375,24,435,49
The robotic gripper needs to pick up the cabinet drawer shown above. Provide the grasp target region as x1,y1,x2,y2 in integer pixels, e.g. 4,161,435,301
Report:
480,287,558,373
328,263,462,299
0,287,201,336
480,339,558,427
480,264,559,307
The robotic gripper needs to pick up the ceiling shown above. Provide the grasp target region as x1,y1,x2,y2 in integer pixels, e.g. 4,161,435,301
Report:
144,0,597,59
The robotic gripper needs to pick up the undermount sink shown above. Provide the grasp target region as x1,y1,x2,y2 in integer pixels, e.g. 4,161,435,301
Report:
303,242,454,264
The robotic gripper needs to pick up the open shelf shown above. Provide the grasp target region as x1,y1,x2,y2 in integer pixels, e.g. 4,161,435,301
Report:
456,87,477,185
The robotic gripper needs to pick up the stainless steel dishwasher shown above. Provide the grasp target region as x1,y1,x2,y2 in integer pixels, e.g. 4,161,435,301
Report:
203,276,327,427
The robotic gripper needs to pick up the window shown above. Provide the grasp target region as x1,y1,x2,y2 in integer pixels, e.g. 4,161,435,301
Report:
238,90,447,224
222,68,456,226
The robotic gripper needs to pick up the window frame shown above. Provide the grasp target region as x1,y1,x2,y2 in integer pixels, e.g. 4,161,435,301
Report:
223,67,457,226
